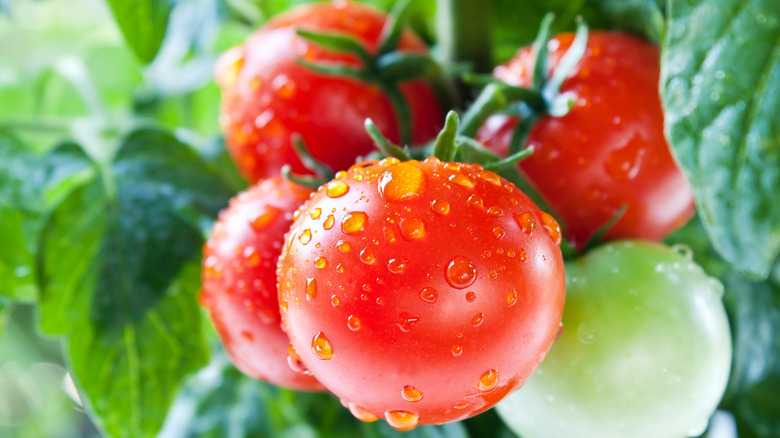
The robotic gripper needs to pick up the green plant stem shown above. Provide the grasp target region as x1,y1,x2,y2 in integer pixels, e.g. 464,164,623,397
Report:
435,0,493,73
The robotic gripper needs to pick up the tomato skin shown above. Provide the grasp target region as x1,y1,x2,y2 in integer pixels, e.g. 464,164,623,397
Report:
478,32,695,249
277,157,566,428
200,178,323,391
216,2,444,183
495,241,732,438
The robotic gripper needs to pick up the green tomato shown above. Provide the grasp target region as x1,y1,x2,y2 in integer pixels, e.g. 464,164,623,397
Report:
496,241,732,438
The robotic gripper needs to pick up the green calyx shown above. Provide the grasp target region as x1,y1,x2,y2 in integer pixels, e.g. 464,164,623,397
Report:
458,14,589,155
295,0,455,147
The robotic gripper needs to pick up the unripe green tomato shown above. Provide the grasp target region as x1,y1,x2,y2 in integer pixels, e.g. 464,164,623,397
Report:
496,241,732,438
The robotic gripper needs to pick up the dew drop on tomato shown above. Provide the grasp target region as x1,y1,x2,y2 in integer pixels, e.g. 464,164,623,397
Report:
306,277,317,300
388,257,407,274
314,256,327,269
479,369,499,392
419,287,438,303
341,211,368,234
385,410,419,431
311,332,333,360
359,248,375,265
323,214,335,230
326,180,350,198
399,217,426,240
539,211,562,246
347,315,361,331
348,403,379,422
401,385,423,402
430,199,450,215
446,256,477,289
299,229,312,244
514,212,537,235
378,162,425,202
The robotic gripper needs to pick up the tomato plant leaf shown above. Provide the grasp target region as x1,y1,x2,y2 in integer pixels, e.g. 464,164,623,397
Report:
37,129,233,438
0,134,94,301
661,0,780,280
586,0,664,44
0,297,10,338
721,271,780,438
105,0,173,63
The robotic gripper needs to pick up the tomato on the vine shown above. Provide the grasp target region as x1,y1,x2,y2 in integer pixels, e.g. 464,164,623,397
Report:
478,31,695,249
277,157,566,429
216,2,445,183
200,178,323,391
496,241,731,438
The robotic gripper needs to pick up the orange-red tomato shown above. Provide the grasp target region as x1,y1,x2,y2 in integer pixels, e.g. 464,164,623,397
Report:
277,157,566,429
200,178,322,391
216,2,444,183
478,32,694,249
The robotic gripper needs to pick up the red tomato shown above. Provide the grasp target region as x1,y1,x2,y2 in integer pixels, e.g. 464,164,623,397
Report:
478,31,695,249
216,2,445,183
277,157,566,429
200,178,323,391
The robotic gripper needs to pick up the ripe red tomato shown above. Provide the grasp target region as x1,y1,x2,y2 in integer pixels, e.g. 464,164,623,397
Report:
216,2,445,183
200,178,323,391
277,157,566,429
478,31,695,249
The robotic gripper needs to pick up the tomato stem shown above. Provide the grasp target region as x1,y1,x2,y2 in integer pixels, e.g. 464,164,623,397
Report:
291,134,335,180
432,110,459,162
281,165,325,190
364,119,412,161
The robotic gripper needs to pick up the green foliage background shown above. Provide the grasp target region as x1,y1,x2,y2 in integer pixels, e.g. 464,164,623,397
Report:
0,0,777,437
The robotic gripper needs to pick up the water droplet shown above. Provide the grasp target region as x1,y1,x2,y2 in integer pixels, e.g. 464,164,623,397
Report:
378,162,425,202
311,332,333,360
540,212,562,246
341,211,368,234
299,229,312,245
454,403,468,410
306,277,317,300
493,226,505,239
465,291,477,302
467,194,484,209
671,244,693,261
507,289,518,306
604,144,645,181
273,74,296,99
402,385,423,402
388,257,408,274
241,330,254,342
336,263,345,274
337,240,351,253
287,344,310,374
449,173,475,188
514,212,536,235
400,217,425,240
323,214,335,230
348,403,379,422
471,313,484,327
479,369,499,391
420,287,438,303
348,315,361,331
326,180,350,198
384,226,397,244
385,410,419,431
576,323,599,345
451,344,463,357
250,206,281,231
478,171,501,186
397,312,419,332
310,207,322,219
360,248,375,265
314,257,327,269
446,256,477,289
244,247,261,267
487,206,504,217
431,199,450,215
331,295,340,307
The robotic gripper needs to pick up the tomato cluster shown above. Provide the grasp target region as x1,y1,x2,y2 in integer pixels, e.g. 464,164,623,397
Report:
202,2,731,435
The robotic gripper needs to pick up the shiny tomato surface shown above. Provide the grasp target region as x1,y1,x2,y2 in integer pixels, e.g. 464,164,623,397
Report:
216,2,444,183
478,32,694,249
201,178,322,391
277,157,566,429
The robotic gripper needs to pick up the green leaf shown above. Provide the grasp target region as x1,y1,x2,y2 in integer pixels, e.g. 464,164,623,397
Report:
585,0,664,44
38,129,234,438
105,0,173,63
0,133,94,301
721,272,780,438
661,0,780,280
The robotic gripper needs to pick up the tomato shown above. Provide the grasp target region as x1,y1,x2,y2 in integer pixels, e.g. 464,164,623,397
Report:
216,2,445,183
495,241,732,438
478,32,695,249
276,157,566,429
200,178,323,391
